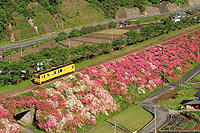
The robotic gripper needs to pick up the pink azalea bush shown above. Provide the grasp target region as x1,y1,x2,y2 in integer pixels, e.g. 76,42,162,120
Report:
0,31,199,132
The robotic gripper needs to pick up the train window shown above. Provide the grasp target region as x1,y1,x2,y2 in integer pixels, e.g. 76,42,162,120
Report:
63,68,65,71
47,74,50,77
44,75,45,78
60,69,62,72
34,75,36,78
42,76,43,78
72,66,73,68
51,72,53,75
54,71,56,74
38,76,40,79
57,70,59,73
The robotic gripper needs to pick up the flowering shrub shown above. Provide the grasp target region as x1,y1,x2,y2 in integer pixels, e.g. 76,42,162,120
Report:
0,32,199,132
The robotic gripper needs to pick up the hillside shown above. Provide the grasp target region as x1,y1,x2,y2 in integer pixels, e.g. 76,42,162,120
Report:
2,0,106,43
0,0,190,43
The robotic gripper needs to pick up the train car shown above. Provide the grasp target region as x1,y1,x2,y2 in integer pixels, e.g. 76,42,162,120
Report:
34,63,75,84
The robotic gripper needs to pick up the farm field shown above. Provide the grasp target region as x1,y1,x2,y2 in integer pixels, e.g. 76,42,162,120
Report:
157,74,200,131
96,29,129,35
156,74,200,110
86,106,152,133
6,42,57,61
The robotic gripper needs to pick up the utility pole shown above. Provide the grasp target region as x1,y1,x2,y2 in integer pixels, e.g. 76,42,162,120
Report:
68,39,70,48
48,114,51,133
179,0,181,8
198,46,199,57
20,45,22,57
164,72,165,84
111,29,113,42
112,119,116,133
155,105,156,133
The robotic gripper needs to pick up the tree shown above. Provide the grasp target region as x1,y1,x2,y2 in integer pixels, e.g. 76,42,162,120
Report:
69,29,81,38
0,9,7,38
126,30,141,44
55,32,68,42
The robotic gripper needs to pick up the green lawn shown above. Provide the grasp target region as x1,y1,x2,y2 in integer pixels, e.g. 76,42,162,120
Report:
186,121,197,128
86,106,153,133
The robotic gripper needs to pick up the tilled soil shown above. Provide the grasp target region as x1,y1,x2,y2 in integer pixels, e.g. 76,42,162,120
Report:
194,123,200,130
154,89,179,102
6,42,57,61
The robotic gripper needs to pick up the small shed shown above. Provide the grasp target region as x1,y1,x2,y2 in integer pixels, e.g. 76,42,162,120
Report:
117,24,123,28
123,22,130,27
184,91,200,109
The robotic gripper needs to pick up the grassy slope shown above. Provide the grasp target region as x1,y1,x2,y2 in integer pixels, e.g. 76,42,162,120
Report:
59,0,106,29
29,2,57,34
11,11,38,41
7,0,106,42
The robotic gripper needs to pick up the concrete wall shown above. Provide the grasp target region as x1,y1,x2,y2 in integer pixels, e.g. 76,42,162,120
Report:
189,0,200,6
115,8,141,19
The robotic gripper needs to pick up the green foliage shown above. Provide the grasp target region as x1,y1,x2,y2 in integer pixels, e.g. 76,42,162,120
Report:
179,122,187,128
148,0,160,4
108,21,117,29
111,39,127,49
126,16,200,44
69,29,81,38
3,49,13,56
85,0,149,18
0,9,8,38
186,121,197,128
126,30,141,44
55,31,68,42
191,111,200,117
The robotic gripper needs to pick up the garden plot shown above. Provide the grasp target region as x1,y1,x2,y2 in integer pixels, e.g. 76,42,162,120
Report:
96,29,129,35
160,114,184,130
70,36,113,44
61,39,92,48
85,33,124,40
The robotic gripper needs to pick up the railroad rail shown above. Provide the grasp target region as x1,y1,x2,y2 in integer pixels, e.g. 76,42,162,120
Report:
0,26,200,100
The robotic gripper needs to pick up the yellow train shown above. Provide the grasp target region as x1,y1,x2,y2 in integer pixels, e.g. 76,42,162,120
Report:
34,63,75,84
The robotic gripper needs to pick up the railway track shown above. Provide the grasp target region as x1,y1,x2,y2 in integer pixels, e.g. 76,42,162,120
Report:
1,26,200,100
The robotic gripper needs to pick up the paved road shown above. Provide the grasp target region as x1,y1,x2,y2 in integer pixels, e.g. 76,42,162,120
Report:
139,63,200,133
0,4,200,50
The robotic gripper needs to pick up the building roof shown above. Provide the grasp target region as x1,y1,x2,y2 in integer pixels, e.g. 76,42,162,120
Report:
184,99,200,105
194,91,200,98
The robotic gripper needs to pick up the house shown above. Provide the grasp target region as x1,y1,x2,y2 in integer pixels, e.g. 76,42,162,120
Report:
123,22,130,27
117,24,123,28
169,12,186,22
117,22,130,28
184,91,200,109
